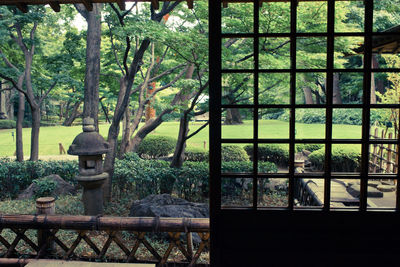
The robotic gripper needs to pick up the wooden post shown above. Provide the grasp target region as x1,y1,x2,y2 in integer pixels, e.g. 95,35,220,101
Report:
378,130,385,172
371,128,378,173
387,133,393,173
36,197,56,253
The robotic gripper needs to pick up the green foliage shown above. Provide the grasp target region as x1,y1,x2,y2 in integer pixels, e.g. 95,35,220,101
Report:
295,144,323,153
0,158,78,199
33,177,57,198
185,148,209,162
309,146,361,172
0,120,16,129
244,144,289,166
221,145,249,162
137,136,177,158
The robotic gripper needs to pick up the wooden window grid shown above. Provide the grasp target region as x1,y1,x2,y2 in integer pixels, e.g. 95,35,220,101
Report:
209,0,400,212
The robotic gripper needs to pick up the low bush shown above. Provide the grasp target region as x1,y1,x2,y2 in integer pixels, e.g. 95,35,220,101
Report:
309,145,361,172
137,135,176,158
33,177,57,198
244,144,289,166
295,144,324,153
221,145,249,162
0,159,78,200
185,148,209,162
0,120,16,129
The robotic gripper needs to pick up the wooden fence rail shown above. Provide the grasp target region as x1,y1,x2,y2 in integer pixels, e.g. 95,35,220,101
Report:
0,215,210,266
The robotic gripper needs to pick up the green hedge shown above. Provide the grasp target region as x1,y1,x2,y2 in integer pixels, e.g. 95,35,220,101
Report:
309,145,361,172
0,157,277,202
221,145,249,162
295,144,324,153
244,144,289,166
185,148,209,162
137,135,177,158
0,159,78,200
0,120,16,129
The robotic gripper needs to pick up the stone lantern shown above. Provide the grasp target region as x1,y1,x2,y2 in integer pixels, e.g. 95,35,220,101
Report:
68,117,109,215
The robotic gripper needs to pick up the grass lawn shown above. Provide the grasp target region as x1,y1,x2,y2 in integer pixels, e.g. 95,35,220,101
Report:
0,120,362,156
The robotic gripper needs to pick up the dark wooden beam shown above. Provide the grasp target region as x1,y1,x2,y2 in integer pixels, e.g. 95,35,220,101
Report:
16,3,29,13
222,1,228,8
49,1,61,12
116,0,125,10
186,0,193,9
81,0,93,11
150,0,159,10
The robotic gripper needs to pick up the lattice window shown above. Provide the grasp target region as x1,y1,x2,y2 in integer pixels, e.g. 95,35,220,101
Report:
209,0,400,212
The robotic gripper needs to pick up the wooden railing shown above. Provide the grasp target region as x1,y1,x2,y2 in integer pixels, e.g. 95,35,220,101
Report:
369,127,398,174
0,214,209,266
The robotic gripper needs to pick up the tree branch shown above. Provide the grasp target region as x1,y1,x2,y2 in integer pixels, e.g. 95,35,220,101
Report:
186,120,209,140
39,80,57,104
0,48,20,72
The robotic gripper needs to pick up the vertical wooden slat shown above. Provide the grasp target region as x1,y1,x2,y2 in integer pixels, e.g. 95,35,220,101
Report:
81,0,93,11
49,2,61,12
387,133,393,173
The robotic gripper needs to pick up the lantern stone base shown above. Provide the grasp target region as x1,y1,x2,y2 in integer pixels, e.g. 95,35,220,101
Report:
76,173,108,216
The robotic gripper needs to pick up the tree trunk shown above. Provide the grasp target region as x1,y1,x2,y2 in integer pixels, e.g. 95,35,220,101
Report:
170,116,189,169
333,73,342,104
16,74,25,162
302,86,314,104
63,101,81,126
78,3,102,131
225,108,243,124
371,55,378,104
30,106,40,161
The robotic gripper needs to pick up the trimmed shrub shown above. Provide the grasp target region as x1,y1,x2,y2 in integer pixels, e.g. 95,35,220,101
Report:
137,135,177,158
0,120,16,129
244,144,289,165
295,144,324,153
221,145,249,162
33,177,57,198
185,148,209,162
309,145,361,172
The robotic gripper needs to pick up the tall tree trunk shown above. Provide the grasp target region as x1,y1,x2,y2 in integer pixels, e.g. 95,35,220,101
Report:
76,3,102,131
302,86,314,104
170,116,189,169
30,105,40,161
16,75,25,162
371,55,379,104
333,73,342,104
225,108,243,124
63,101,81,126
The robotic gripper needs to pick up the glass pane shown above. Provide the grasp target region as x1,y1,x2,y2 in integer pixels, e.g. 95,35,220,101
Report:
296,73,326,105
259,37,290,69
297,1,327,33
259,73,290,105
331,144,361,173
259,108,289,139
334,37,364,69
294,178,324,207
332,108,362,139
257,178,288,207
369,143,398,174
221,178,253,207
296,144,325,172
222,73,254,105
222,108,253,139
333,72,363,104
367,179,397,209
373,0,400,32
297,37,327,69
370,108,399,130
295,108,326,139
331,179,360,208
373,72,400,104
335,1,364,33
257,144,289,174
222,38,254,70
221,144,253,174
258,144,289,174
259,2,290,33
222,3,253,33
